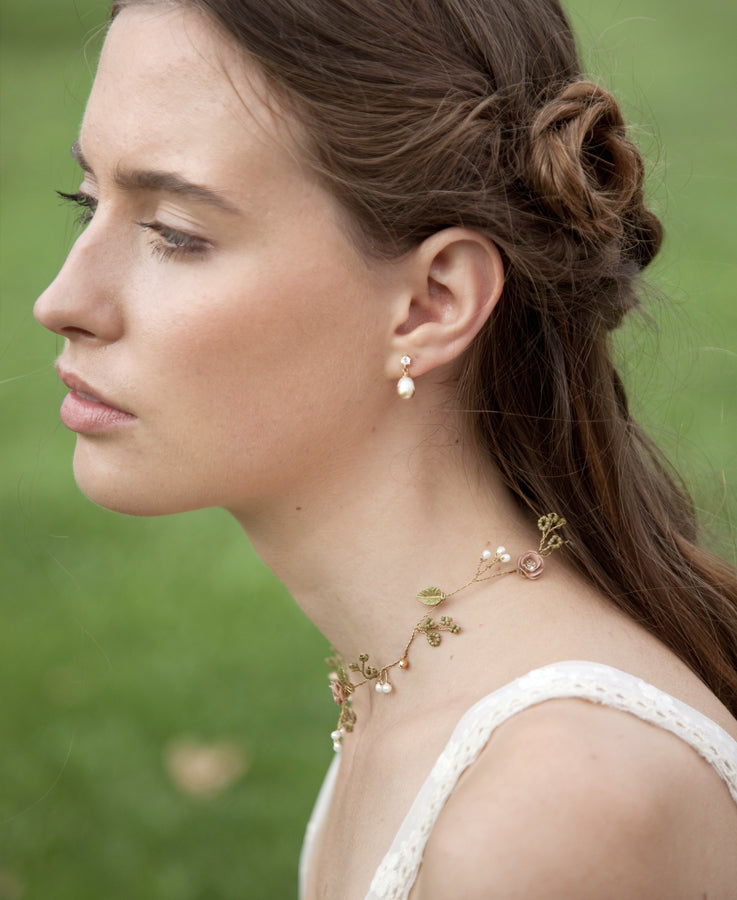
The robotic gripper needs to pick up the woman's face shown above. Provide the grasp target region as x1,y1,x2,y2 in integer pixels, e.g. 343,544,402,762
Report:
35,4,400,519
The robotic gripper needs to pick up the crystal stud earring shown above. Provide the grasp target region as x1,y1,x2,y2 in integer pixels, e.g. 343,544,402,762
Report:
397,355,415,399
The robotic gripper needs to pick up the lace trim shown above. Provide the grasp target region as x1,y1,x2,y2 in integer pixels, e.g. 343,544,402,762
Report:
365,661,737,900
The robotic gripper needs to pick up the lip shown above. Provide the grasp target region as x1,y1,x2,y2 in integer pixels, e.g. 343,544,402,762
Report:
56,367,137,434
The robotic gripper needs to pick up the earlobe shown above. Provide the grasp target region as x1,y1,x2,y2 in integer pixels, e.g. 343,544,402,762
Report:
389,228,504,378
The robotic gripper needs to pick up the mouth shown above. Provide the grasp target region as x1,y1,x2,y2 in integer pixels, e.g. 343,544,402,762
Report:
55,365,137,434
56,367,130,413
75,389,104,403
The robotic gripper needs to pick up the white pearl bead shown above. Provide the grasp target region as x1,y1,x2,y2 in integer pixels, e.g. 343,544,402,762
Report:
501,553,511,562
397,375,415,399
481,549,492,561
383,683,393,693
333,742,342,752
496,546,506,555
375,682,384,693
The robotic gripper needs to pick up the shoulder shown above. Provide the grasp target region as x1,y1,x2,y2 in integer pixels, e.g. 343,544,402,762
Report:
414,698,737,899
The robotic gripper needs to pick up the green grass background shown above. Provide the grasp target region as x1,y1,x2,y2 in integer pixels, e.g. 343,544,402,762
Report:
1,0,735,897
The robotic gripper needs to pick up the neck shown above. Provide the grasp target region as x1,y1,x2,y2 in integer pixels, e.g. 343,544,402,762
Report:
227,396,558,750
229,415,535,666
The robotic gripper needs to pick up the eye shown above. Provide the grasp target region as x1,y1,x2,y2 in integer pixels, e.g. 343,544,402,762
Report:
137,221,211,261
58,189,98,226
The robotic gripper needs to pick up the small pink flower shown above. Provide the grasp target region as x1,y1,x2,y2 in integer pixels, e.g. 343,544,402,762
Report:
330,678,348,706
517,550,545,580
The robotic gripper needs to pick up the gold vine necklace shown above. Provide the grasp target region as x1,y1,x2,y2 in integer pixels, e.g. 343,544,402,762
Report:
326,514,567,751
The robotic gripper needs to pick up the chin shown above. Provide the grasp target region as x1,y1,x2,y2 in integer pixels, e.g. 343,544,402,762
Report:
72,446,204,518
74,473,175,517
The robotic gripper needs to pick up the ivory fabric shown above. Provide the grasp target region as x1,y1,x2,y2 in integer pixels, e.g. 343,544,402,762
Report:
299,660,737,900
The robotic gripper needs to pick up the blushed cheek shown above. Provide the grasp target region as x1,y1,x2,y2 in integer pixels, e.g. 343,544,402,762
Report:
134,232,379,461
180,282,333,395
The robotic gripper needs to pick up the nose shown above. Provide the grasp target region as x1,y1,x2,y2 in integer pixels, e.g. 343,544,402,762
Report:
34,225,124,343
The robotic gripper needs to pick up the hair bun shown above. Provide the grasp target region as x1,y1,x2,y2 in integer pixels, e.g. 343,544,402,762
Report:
528,80,645,243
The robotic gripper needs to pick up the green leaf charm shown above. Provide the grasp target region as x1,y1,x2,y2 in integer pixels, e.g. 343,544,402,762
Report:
416,586,446,606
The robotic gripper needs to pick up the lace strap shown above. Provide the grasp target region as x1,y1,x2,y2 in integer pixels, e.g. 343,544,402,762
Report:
366,661,737,900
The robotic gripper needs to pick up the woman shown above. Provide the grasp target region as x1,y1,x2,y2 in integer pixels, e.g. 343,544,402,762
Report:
34,0,737,896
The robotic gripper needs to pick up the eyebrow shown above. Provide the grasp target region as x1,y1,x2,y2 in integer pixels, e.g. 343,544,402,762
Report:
70,140,241,215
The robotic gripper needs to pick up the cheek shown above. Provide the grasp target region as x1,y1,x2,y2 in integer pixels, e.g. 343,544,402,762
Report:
69,254,385,516
135,262,374,450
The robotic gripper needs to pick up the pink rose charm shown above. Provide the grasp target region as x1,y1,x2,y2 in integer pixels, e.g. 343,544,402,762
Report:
329,673,352,705
517,550,545,580
329,679,346,705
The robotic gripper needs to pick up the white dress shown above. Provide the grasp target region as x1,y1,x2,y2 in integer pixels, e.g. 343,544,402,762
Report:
299,660,737,900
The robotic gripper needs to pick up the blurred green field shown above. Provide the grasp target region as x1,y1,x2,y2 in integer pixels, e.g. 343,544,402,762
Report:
1,0,735,897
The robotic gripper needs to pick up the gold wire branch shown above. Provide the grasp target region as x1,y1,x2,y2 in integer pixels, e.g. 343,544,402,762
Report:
327,514,567,750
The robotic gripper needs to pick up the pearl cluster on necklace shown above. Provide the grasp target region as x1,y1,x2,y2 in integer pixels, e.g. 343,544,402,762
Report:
483,546,512,563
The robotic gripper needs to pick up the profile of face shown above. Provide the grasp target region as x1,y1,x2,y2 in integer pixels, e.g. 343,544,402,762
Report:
34,4,403,520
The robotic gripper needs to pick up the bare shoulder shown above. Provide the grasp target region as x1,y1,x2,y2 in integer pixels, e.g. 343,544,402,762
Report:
414,699,737,900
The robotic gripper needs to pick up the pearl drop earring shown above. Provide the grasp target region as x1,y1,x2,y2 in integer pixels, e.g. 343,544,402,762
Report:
397,355,415,399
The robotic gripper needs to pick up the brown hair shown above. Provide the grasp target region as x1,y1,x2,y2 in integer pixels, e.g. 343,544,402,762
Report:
111,0,737,712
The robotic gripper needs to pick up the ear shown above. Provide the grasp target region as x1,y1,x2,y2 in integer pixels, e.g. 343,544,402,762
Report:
386,227,503,380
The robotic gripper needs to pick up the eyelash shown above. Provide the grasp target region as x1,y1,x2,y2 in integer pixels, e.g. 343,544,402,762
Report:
58,190,97,226
58,190,210,261
136,221,210,261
